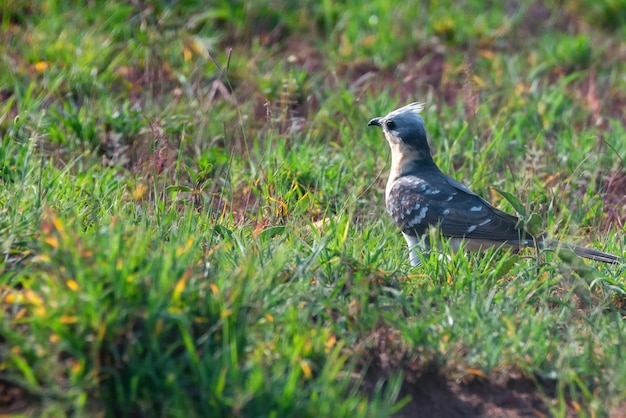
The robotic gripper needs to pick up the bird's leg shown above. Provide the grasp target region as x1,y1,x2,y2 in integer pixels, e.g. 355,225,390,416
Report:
402,232,426,267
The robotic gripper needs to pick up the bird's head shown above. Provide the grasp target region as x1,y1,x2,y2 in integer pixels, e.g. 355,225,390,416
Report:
368,102,434,167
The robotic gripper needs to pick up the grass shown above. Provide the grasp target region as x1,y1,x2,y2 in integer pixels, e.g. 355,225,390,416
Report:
1,0,625,416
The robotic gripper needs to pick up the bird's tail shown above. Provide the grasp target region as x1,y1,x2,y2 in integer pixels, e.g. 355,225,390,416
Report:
544,239,622,264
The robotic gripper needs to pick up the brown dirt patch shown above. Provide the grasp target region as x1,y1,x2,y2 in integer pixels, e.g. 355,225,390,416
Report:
0,378,38,415
357,325,569,417
364,365,567,418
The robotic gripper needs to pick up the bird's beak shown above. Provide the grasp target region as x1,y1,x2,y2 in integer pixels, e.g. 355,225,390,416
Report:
368,117,382,127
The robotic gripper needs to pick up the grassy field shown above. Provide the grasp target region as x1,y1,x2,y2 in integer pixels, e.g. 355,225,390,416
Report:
1,0,626,416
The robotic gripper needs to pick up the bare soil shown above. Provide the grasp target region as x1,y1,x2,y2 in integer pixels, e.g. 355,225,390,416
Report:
364,365,569,418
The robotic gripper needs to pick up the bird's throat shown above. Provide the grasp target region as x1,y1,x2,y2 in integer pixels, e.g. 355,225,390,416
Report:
388,143,432,180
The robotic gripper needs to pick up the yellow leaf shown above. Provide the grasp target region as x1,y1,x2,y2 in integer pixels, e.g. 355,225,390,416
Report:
300,360,312,379
44,235,59,248
24,290,43,306
133,183,147,200
361,35,377,48
188,37,206,56
183,47,192,62
543,173,559,187
325,334,336,354
51,214,66,238
210,283,219,295
172,270,192,301
220,309,232,318
49,333,60,343
502,316,516,338
303,338,313,355
176,238,194,257
479,49,496,60
33,61,49,72
66,279,79,291
466,368,486,378
32,254,51,263
60,315,78,324
71,361,83,375
265,313,274,322
15,308,27,320
471,75,486,87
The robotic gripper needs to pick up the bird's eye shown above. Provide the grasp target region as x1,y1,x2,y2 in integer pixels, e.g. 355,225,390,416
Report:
385,120,396,130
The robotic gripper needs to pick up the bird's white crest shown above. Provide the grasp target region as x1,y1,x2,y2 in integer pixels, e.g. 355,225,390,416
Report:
385,102,425,119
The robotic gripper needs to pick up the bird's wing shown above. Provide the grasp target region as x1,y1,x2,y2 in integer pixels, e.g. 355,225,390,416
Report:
387,175,530,242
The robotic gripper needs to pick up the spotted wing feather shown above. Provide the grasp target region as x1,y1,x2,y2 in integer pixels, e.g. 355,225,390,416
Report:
386,174,531,243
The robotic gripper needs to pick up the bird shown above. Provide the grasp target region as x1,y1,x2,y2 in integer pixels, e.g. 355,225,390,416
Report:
367,102,622,267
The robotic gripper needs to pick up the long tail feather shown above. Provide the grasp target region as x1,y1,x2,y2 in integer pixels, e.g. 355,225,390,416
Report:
545,240,622,264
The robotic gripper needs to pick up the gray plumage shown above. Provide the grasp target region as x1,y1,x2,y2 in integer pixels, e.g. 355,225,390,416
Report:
368,102,621,266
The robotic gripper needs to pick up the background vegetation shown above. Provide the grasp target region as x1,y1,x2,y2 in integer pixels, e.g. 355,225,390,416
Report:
1,0,625,416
